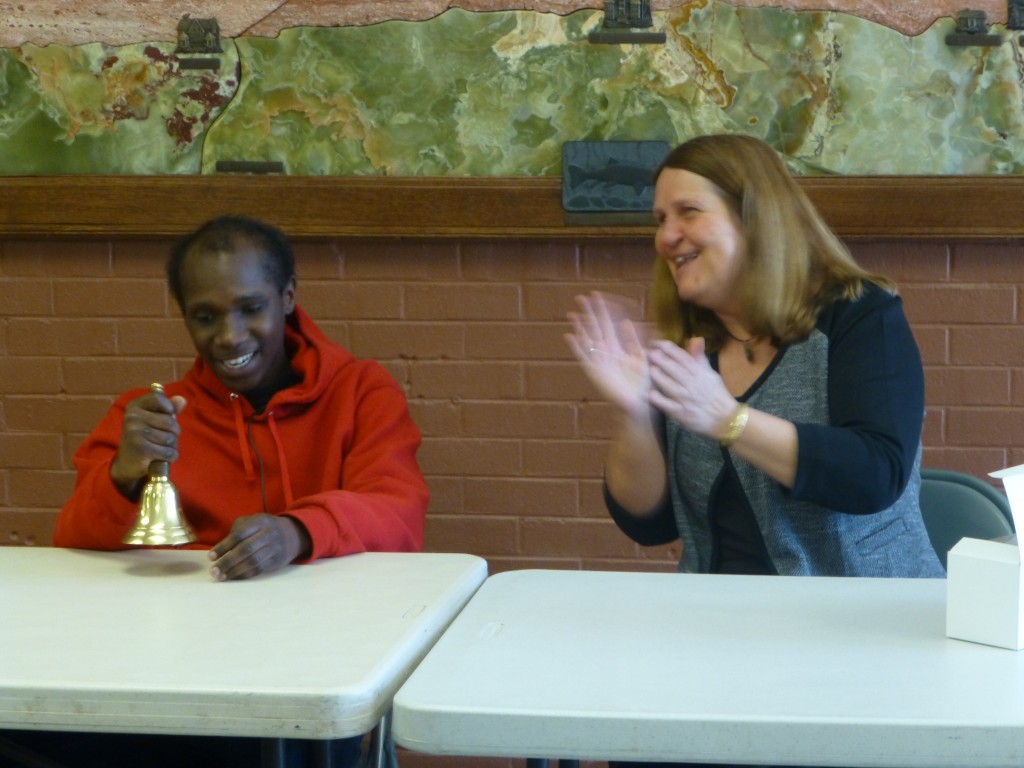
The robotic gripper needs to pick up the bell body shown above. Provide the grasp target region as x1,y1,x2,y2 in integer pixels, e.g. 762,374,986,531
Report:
123,461,196,546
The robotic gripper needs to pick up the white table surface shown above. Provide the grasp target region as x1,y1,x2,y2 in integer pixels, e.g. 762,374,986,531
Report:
393,569,1024,767
1,547,486,740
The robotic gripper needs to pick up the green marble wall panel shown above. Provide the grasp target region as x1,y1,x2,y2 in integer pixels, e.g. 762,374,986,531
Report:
0,42,238,174
0,2,1022,176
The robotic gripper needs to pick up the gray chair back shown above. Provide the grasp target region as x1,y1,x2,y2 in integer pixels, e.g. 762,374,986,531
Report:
919,468,1014,569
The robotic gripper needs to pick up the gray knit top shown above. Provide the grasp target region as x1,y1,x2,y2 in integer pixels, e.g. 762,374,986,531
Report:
607,283,945,578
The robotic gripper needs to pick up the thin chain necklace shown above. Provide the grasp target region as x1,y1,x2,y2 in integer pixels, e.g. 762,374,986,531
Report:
724,327,756,362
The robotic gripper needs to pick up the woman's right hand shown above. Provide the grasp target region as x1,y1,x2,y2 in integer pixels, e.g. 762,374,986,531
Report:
110,388,187,498
565,292,652,421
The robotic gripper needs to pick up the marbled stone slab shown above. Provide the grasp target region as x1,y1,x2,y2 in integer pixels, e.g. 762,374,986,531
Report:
0,43,238,173
0,4,1021,176
0,1,1007,47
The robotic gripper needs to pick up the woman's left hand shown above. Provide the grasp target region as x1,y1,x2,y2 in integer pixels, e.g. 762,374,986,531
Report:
647,338,738,440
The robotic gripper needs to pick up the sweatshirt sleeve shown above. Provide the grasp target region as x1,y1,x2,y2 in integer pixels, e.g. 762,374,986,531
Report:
790,287,924,514
284,379,429,560
52,392,148,549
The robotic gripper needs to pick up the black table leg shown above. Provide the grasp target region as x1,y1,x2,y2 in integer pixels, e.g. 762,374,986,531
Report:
261,737,286,768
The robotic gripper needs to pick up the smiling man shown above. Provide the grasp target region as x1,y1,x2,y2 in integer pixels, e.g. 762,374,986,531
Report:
54,215,429,581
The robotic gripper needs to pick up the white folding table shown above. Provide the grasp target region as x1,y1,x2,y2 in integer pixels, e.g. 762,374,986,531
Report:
0,547,486,766
393,569,1024,767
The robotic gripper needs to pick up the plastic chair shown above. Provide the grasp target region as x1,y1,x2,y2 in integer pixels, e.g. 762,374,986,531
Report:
919,468,1015,569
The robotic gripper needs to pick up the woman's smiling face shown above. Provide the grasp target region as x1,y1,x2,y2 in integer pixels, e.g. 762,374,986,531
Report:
653,167,745,315
180,243,296,398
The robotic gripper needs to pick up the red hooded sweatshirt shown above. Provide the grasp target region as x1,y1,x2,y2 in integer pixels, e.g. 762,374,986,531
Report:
54,306,428,560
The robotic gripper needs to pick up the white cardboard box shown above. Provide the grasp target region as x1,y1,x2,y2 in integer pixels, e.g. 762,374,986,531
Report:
945,465,1024,650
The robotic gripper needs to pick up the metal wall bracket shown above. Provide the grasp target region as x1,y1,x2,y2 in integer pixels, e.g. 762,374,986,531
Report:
945,9,1002,46
175,16,223,71
588,1,666,45
1008,0,1024,30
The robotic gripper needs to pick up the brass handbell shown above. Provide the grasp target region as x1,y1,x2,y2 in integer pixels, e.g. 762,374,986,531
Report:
123,384,196,546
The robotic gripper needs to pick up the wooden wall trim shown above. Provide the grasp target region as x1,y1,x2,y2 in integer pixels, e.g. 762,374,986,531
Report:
1,175,1022,239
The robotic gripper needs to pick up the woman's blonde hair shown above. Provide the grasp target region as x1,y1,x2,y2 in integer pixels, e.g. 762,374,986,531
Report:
651,134,893,348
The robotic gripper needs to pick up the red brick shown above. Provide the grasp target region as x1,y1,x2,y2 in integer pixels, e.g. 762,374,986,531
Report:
310,320,351,349
921,406,945,446
418,437,522,476
849,241,950,282
0,357,63,394
950,242,1024,282
62,358,177,395
525,283,646,322
112,240,173,276
377,360,410,391
407,399,462,436
913,326,948,365
465,321,573,361
8,318,120,356
580,238,656,280
461,241,579,281
349,322,464,360
947,408,1024,446
925,367,1010,406
523,438,606,478
0,433,64,468
525,361,596,401
424,514,520,555
950,326,1024,366
521,517,639,558
117,318,194,356
291,242,343,279
462,402,574,438
406,284,521,321
578,401,620,439
924,450,1009,478
342,239,459,280
0,509,58,547
901,285,1015,324
3,396,114,432
55,279,169,317
2,239,112,276
409,361,523,400
300,281,403,320
9,469,76,507
423,475,464,514
464,477,577,517
580,477,610,513
0,279,52,315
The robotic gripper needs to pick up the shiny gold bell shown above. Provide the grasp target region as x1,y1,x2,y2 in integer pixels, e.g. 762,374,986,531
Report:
123,384,196,547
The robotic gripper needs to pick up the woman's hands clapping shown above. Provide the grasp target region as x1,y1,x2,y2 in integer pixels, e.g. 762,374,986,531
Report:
565,292,653,422
566,292,736,440
647,338,738,441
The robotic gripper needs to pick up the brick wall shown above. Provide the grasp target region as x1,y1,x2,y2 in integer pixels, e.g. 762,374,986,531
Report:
2,233,1023,768
2,235,1023,571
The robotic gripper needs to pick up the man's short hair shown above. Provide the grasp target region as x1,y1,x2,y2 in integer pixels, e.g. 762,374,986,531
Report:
166,216,296,309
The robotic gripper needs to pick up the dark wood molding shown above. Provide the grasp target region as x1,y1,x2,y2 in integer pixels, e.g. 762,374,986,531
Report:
1,175,1022,240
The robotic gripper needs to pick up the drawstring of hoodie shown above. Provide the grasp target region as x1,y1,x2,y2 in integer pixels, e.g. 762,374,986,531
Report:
229,393,296,509
267,413,295,508
229,394,255,479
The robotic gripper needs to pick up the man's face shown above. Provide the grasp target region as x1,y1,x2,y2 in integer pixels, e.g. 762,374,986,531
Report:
179,244,296,397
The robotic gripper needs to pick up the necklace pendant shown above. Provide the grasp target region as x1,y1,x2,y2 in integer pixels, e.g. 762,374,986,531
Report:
743,342,754,362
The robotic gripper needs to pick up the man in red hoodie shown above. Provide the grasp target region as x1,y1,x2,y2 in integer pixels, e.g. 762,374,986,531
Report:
54,215,428,580
23,215,430,767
